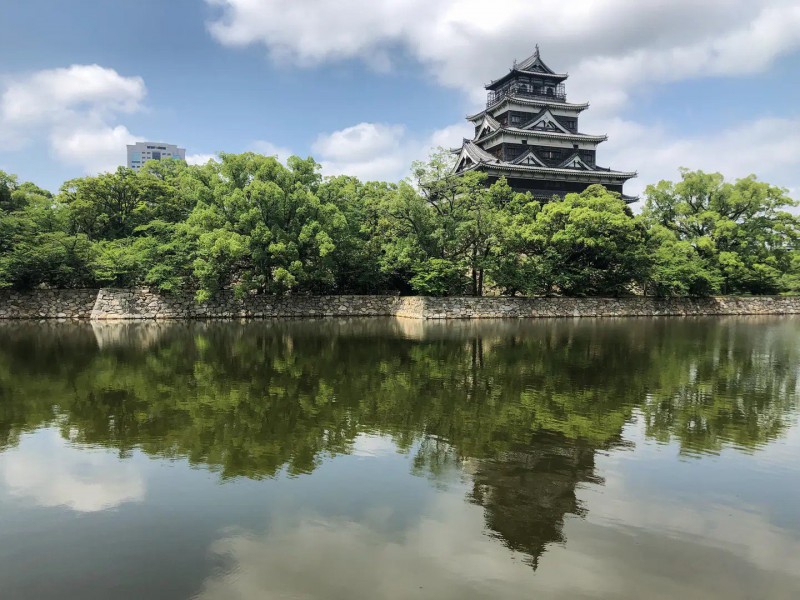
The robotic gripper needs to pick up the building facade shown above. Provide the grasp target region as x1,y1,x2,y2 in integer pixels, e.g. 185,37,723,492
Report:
126,142,186,171
454,47,636,201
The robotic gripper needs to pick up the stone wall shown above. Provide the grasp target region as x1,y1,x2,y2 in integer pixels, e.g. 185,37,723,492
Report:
419,295,800,319
1,288,800,320
90,289,412,320
0,289,98,319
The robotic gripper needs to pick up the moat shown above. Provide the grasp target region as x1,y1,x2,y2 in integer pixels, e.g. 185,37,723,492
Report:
0,317,798,599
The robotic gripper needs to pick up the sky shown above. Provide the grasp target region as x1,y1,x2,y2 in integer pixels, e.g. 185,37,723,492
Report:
1,0,799,200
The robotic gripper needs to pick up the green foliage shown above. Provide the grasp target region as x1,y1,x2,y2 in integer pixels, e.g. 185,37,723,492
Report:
0,170,19,211
2,232,96,289
409,258,467,295
184,152,345,298
531,185,649,296
0,162,797,297
644,225,721,296
490,185,649,296
781,251,800,294
643,169,800,295
59,167,149,240
378,149,517,296
309,175,390,293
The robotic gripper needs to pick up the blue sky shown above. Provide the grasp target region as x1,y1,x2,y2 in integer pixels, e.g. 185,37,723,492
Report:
1,0,799,199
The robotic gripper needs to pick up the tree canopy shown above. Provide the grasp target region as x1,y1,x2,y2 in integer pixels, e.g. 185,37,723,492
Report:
643,169,800,295
1,157,797,297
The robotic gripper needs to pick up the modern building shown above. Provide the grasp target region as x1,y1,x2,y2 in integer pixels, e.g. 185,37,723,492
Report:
126,142,186,171
454,46,636,201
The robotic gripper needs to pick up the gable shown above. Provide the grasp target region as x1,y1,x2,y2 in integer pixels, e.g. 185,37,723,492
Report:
456,153,474,171
512,149,547,167
521,110,571,134
455,141,497,172
475,114,500,139
558,153,594,170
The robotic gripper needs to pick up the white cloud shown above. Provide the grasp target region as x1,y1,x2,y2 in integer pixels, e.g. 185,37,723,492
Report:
600,116,800,202
312,123,405,163
0,429,145,513
50,124,138,175
206,1,800,192
0,65,146,174
0,64,145,125
249,140,293,163
312,122,409,181
427,122,474,150
186,152,219,166
207,1,800,111
312,121,472,181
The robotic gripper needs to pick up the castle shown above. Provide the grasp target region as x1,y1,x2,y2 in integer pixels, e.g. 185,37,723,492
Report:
454,46,636,201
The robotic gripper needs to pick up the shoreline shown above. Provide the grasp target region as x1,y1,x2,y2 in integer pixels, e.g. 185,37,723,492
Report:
1,289,800,321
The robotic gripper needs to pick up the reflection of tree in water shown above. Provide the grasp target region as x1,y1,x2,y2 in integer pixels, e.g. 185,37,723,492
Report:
0,317,797,568
640,318,800,454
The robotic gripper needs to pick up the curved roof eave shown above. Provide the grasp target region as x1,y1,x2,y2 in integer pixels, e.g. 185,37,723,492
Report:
467,96,590,121
486,69,568,90
476,128,608,144
483,163,637,178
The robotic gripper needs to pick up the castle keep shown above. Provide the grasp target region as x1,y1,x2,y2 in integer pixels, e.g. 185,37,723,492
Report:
454,46,636,201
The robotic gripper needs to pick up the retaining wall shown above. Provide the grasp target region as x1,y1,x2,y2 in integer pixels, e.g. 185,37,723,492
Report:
0,289,799,320
90,289,414,320
0,289,98,319
419,295,800,319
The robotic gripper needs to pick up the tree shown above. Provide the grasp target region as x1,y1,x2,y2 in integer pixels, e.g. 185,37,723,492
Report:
0,171,97,289
490,192,544,296
372,180,438,294
2,158,798,298
0,170,19,212
375,149,518,297
184,153,345,300
645,225,721,296
316,176,392,293
136,158,198,223
4,232,97,288
410,151,509,296
781,251,800,294
494,185,648,296
643,169,800,295
59,168,148,240
47,161,201,290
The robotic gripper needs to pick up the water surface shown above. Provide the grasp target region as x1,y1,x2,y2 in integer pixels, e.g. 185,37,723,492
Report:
0,317,798,599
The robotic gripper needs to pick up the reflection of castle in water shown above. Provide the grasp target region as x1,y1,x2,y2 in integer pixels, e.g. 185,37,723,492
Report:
469,435,602,568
